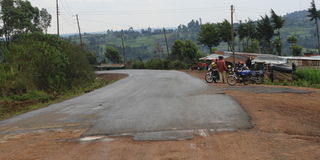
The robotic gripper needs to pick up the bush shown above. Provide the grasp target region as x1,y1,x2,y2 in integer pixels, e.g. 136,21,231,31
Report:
132,61,145,69
291,44,303,56
10,91,53,103
0,33,95,96
294,68,320,87
131,59,188,70
169,60,188,69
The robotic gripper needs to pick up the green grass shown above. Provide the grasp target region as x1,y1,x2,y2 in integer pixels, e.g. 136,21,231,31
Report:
0,76,125,120
263,68,320,88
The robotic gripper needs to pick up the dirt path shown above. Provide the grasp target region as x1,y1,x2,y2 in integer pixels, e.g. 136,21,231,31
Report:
0,71,319,160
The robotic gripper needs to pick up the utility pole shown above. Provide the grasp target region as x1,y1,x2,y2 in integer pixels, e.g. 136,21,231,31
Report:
56,0,60,36
231,5,235,66
76,14,83,47
121,30,126,65
163,27,170,58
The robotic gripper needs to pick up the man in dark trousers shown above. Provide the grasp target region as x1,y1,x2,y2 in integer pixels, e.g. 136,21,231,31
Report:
217,56,227,83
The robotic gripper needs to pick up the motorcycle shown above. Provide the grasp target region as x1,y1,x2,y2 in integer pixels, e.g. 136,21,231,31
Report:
227,69,264,86
205,68,219,83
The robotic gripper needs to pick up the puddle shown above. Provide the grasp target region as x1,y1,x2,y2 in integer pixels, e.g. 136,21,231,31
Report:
79,136,104,142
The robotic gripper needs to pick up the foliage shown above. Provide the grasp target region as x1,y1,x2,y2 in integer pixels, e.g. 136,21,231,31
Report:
132,61,145,69
272,38,282,55
105,46,123,63
287,35,298,44
39,8,51,34
170,40,201,64
170,40,184,60
198,23,221,52
291,44,303,56
238,19,257,52
294,68,320,85
308,0,320,53
9,90,53,102
256,15,275,53
271,9,285,55
0,0,48,42
218,20,233,50
243,40,260,53
0,33,95,96
131,59,188,70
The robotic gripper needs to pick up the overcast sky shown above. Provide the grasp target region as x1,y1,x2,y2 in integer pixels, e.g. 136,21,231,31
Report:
28,0,318,34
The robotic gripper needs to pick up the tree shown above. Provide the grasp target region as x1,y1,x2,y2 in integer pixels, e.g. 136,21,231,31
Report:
198,23,221,53
39,8,51,34
287,35,298,45
256,15,274,54
291,44,303,56
170,40,184,60
308,0,320,54
272,38,282,55
218,20,233,51
105,47,122,63
183,40,199,63
237,19,257,52
287,35,300,56
271,9,285,55
0,0,42,43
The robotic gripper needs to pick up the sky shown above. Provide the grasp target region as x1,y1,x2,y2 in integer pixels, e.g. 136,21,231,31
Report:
28,0,319,34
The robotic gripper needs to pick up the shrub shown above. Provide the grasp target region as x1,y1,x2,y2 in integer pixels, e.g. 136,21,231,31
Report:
132,61,145,69
294,68,320,87
169,60,188,69
10,90,53,103
291,44,303,56
1,33,95,96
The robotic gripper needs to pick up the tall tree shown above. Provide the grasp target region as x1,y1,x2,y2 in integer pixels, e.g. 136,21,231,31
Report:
197,23,221,53
237,19,256,52
256,15,275,54
0,0,42,42
39,8,52,34
271,9,285,55
218,20,233,51
308,0,320,54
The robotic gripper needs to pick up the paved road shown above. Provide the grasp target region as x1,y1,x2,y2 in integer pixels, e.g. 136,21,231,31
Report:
0,70,250,140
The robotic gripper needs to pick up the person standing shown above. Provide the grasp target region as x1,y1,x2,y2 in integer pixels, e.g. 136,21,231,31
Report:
217,56,227,83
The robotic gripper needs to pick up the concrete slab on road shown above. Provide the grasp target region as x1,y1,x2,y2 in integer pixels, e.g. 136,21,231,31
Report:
0,70,251,141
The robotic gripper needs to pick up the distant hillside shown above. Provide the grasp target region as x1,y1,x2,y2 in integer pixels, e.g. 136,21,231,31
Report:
66,10,319,62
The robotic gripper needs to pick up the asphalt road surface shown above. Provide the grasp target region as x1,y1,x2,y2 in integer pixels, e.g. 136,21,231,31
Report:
0,70,250,141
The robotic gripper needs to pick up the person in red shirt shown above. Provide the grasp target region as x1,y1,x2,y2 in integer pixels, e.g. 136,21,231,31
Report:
217,56,227,83
202,62,207,70
197,61,201,70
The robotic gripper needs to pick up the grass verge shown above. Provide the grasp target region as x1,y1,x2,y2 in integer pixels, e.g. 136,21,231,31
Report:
0,74,128,120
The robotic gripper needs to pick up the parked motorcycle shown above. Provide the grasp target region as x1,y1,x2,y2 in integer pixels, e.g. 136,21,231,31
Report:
205,68,219,83
227,69,264,86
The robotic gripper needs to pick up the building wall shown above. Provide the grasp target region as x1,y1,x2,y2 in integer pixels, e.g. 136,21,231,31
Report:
288,59,320,69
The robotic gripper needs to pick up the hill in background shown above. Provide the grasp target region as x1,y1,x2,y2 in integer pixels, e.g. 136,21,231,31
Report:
65,10,318,63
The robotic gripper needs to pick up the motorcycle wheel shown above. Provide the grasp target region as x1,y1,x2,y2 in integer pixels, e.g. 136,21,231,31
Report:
205,73,214,83
227,76,237,86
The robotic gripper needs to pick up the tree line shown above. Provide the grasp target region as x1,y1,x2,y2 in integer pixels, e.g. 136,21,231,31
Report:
0,0,96,98
198,0,320,56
